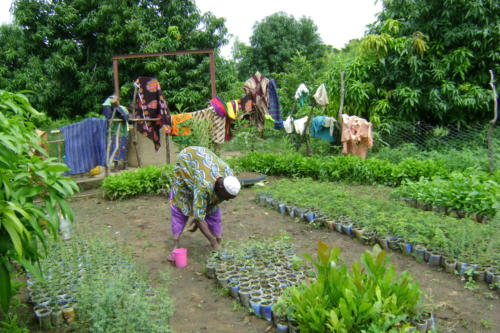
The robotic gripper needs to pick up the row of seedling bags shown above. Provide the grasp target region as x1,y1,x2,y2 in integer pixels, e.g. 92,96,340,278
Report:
255,193,500,292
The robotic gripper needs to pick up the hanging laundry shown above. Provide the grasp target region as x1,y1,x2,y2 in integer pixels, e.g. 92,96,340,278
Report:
295,83,309,107
341,114,373,159
310,116,334,142
323,116,336,137
109,135,128,166
61,118,107,175
313,84,329,110
135,76,170,151
102,95,129,137
169,113,193,136
239,94,253,112
102,96,130,165
293,116,309,135
225,100,239,141
242,72,269,131
268,79,284,129
191,106,226,144
284,115,294,134
264,114,275,129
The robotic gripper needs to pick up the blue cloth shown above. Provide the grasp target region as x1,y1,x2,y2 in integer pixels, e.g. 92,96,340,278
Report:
310,116,334,142
110,136,128,162
61,118,107,174
268,79,283,129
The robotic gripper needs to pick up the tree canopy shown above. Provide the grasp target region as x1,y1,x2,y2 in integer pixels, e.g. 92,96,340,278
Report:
325,0,500,125
0,0,232,119
235,12,328,80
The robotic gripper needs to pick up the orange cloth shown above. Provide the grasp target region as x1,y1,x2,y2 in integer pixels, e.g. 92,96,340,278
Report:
340,114,373,159
166,113,193,136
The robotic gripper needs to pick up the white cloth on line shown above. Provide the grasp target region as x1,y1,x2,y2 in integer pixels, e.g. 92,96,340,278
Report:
293,116,309,135
284,115,294,134
295,83,309,100
323,116,336,137
314,83,329,109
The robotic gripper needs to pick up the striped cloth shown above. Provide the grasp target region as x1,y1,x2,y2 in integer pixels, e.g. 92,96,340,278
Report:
191,107,226,144
268,79,283,129
60,118,107,175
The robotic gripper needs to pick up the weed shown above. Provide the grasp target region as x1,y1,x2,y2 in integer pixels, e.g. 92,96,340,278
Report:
231,300,245,312
480,319,492,329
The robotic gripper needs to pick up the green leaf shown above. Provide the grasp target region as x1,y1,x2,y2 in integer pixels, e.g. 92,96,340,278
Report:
0,259,12,313
3,218,24,257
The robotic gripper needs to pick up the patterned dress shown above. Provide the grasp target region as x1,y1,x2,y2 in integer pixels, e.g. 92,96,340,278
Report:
171,146,233,220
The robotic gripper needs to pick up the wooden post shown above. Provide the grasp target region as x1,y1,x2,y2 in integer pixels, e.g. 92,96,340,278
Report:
166,133,171,164
108,122,121,163
57,132,62,163
296,102,316,154
337,71,345,127
105,108,117,177
287,100,298,146
488,70,498,173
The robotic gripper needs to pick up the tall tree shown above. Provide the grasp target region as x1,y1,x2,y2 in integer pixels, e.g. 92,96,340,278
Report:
0,0,231,119
236,12,327,80
325,0,500,125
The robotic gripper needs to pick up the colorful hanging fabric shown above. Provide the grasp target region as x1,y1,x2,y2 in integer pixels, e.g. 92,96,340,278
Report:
191,107,226,144
170,113,193,136
135,76,170,151
109,135,129,163
268,79,283,129
242,72,269,131
225,100,239,141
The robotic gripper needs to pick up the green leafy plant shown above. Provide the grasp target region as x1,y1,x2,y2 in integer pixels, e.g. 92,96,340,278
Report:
232,151,450,186
101,164,174,200
258,178,500,268
0,90,78,313
288,241,423,332
32,232,173,332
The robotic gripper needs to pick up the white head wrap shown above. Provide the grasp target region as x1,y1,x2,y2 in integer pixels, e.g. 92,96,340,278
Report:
223,176,241,197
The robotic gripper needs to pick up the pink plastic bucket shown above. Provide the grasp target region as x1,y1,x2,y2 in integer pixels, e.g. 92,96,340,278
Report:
170,248,187,268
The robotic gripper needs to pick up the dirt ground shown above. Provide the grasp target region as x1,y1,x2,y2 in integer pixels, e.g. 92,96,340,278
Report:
60,180,500,333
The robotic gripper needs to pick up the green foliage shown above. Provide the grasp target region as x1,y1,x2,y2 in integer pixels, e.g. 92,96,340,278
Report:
33,233,172,332
325,0,499,125
235,12,328,79
0,90,78,313
289,242,423,332
393,170,500,217
273,54,329,117
231,151,448,186
258,178,500,268
2,0,233,119
101,164,173,200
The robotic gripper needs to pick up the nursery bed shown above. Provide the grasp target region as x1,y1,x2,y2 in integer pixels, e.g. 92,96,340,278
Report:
17,180,499,332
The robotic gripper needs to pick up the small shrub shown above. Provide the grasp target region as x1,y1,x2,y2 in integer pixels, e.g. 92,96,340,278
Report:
288,242,423,332
101,164,173,200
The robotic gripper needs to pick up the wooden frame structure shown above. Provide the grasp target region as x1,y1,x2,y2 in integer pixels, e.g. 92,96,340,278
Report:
107,49,217,176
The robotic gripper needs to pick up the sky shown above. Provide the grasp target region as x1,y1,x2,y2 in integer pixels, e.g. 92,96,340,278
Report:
0,0,383,58
195,0,383,58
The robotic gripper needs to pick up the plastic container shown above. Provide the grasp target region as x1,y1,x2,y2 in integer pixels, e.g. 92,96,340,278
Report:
170,248,187,268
